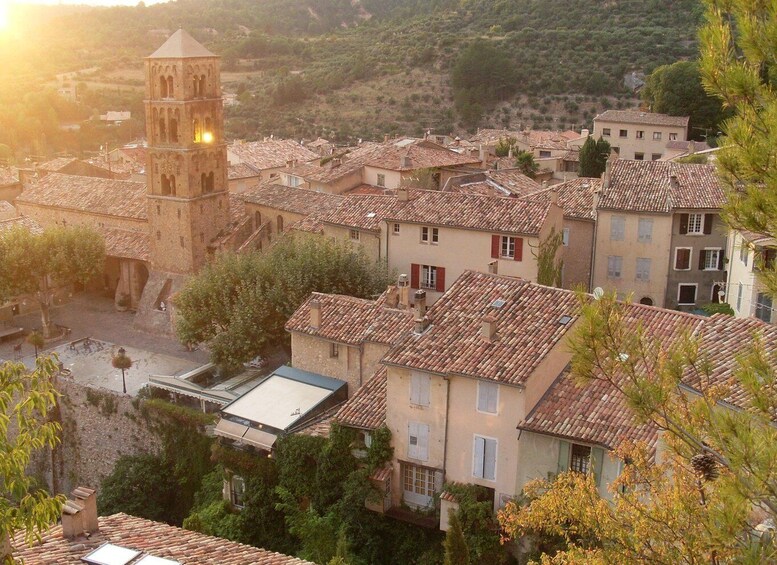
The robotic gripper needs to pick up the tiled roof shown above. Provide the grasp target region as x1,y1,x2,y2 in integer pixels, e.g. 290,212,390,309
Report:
285,292,413,346
487,169,543,196
345,184,393,196
444,178,510,198
321,190,551,235
666,140,711,152
17,173,146,220
0,215,42,234
285,142,383,184
229,193,248,225
469,128,577,150
229,139,318,171
37,157,78,172
594,109,689,127
336,367,387,430
528,178,600,221
382,271,580,386
12,512,312,564
598,160,724,213
361,140,481,171
0,166,19,185
228,162,261,180
240,182,343,216
85,156,135,179
289,214,325,234
100,228,150,262
0,200,15,219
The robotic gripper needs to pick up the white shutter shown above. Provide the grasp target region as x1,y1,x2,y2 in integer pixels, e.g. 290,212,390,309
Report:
420,375,430,406
484,438,497,480
473,436,485,478
487,383,498,413
410,374,420,404
410,373,431,406
408,422,419,459
417,423,429,461
478,382,498,414
409,422,429,461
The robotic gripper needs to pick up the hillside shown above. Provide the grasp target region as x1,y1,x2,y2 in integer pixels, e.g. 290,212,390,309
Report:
0,0,703,155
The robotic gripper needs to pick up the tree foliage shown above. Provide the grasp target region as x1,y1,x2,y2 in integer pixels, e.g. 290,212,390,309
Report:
514,150,539,178
578,136,609,178
443,511,469,565
533,228,563,288
174,236,392,370
0,357,65,561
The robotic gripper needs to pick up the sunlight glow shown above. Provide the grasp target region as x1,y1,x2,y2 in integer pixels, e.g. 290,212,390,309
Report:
0,2,9,31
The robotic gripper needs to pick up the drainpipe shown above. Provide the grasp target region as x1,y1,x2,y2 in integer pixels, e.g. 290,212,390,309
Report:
442,375,451,487
385,221,390,268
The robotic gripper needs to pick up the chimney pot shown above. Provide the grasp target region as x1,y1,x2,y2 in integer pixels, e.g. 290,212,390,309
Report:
488,260,498,275
482,315,498,342
413,290,429,333
309,298,322,329
550,189,559,205
385,285,399,308
669,174,679,189
398,274,410,308
397,186,409,202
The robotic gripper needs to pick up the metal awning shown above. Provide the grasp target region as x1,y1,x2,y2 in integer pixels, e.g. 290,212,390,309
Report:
214,418,277,451
148,375,239,405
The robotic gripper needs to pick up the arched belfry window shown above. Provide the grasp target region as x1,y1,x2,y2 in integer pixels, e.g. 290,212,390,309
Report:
159,117,167,143
169,118,179,143
193,119,201,143
169,174,177,196
161,174,171,196
167,76,174,97
201,173,207,193
200,75,206,96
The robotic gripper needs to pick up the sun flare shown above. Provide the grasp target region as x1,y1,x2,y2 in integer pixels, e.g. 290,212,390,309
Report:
0,2,9,31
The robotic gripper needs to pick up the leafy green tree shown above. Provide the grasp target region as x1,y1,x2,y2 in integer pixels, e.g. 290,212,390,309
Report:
25,331,44,359
642,61,727,140
452,40,516,126
0,226,105,339
494,137,517,158
175,237,392,370
443,512,470,565
578,136,610,178
0,357,65,563
514,150,539,178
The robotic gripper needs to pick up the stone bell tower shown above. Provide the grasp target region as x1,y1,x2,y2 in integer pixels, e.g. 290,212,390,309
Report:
144,29,230,274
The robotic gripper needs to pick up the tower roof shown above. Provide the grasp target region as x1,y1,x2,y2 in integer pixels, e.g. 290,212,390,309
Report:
148,28,217,59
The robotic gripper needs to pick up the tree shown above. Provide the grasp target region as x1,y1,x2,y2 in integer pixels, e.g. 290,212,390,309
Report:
533,228,563,287
514,150,539,178
175,236,392,370
0,226,105,339
642,61,728,140
0,357,66,561
443,512,469,565
494,137,517,158
111,347,132,394
25,331,43,359
578,136,609,178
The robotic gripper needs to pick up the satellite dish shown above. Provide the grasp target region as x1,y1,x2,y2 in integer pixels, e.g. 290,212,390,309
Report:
593,287,604,300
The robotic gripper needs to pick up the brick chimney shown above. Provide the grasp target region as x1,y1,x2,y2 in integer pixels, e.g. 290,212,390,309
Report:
61,487,98,539
481,315,497,342
309,298,321,329
488,260,498,275
669,174,680,190
72,487,98,533
398,274,410,308
413,290,429,333
603,157,613,189
397,186,409,202
385,285,399,308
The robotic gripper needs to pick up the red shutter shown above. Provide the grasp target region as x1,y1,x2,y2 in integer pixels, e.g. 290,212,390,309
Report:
436,267,446,292
514,237,523,261
679,214,689,235
411,263,420,289
703,214,713,234
491,235,500,258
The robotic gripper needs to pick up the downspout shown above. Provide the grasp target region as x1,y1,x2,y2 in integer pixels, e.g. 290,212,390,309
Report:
589,219,598,292
442,376,451,486
384,220,390,267
359,343,364,387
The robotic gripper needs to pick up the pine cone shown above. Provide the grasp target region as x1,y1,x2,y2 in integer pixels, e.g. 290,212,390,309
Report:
691,452,719,481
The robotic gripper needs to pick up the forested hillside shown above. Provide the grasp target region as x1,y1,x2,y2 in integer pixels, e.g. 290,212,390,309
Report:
0,0,703,157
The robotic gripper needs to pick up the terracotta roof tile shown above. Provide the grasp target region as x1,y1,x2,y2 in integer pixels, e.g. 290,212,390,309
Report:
594,109,690,127
100,228,150,261
0,215,42,234
486,169,543,196
37,157,78,172
336,367,387,430
228,162,261,180
528,178,600,221
12,512,313,564
17,173,146,220
361,140,480,171
229,139,318,171
0,166,19,186
241,182,343,216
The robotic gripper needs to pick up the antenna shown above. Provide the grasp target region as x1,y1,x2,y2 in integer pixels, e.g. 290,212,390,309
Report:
593,287,604,300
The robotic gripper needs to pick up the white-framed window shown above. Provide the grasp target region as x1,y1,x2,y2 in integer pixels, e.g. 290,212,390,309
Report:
740,243,749,266
703,248,722,270
678,284,698,305
402,463,435,507
421,226,439,244
636,130,644,139
652,131,662,141
619,129,628,138
562,227,570,246
610,216,625,240
408,422,429,461
349,229,360,241
674,247,692,270
737,282,743,311
638,218,653,242
634,152,644,161
329,342,339,358
473,435,497,481
636,257,651,281
602,128,611,137
410,372,431,406
393,223,400,235
500,236,516,259
669,132,678,141
607,255,623,278
230,475,246,509
376,173,386,187
477,381,498,414
687,213,704,234
287,175,301,188
421,265,437,289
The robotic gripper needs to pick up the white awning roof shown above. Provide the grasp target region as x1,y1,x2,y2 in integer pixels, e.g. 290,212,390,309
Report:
214,418,277,451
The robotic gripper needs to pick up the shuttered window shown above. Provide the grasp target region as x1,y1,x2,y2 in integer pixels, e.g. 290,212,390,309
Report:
473,435,497,481
408,422,429,461
410,372,431,406
477,381,498,414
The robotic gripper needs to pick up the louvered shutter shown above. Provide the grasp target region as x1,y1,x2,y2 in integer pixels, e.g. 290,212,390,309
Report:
484,439,497,480
591,447,604,486
410,373,421,404
408,423,419,459
703,214,713,234
698,250,706,270
417,424,429,461
411,263,419,289
514,237,523,261
487,384,498,413
436,267,446,292
557,440,570,475
473,436,485,478
491,235,500,258
718,249,725,270
679,214,689,234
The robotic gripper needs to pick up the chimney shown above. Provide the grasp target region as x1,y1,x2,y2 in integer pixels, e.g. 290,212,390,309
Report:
398,274,410,308
286,159,294,169
478,144,486,164
481,315,497,342
62,499,85,539
508,146,513,159
385,285,399,308
71,487,98,534
397,186,409,202
413,290,429,333
603,158,613,189
401,155,412,169
580,128,589,137
669,174,679,190
542,180,548,188
331,157,341,168
488,260,498,274
309,298,321,329
550,189,559,205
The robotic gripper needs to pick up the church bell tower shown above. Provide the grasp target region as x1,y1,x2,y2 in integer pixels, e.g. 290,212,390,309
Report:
144,29,230,274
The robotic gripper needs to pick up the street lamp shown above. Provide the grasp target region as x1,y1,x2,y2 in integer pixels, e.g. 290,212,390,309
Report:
112,346,132,394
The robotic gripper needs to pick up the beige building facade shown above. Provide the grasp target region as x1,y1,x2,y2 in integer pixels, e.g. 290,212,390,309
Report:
593,110,689,161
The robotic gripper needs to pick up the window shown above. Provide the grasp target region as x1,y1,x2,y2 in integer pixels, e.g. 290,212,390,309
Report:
562,227,570,247
669,133,678,141
602,128,611,136
570,444,591,474
408,422,429,461
681,213,706,235
634,152,644,161
740,243,749,266
756,293,773,322
637,218,653,242
402,463,435,507
392,223,400,235
410,372,431,406
607,255,623,279
640,296,654,306
653,131,662,141
329,342,339,358
477,381,498,414
678,284,698,305
473,436,497,481
619,129,628,138
288,175,301,188
651,153,662,161
277,215,284,232
421,265,437,289
636,257,651,281
610,216,625,240
421,226,439,244
636,130,644,139
612,146,620,154
539,150,551,158
349,229,360,241
702,248,722,270
737,282,743,311
674,247,692,270
500,236,516,259
230,475,246,509
376,173,386,188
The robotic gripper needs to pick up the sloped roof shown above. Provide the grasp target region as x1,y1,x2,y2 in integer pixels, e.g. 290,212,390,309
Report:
16,173,146,220
148,28,217,59
228,162,261,180
229,139,318,171
12,512,312,564
0,166,19,185
361,140,481,171
594,109,689,127
382,271,580,386
241,182,343,216
0,215,42,234
528,178,600,221
37,157,78,172
335,367,387,430
487,169,544,196
100,228,150,262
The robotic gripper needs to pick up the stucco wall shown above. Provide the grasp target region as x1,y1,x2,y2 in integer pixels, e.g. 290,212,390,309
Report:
727,231,759,318
592,121,688,161
362,167,402,190
15,202,146,233
290,333,362,396
323,224,383,262
561,219,594,291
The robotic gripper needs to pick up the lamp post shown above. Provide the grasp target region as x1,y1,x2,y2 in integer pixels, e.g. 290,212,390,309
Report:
112,346,132,394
